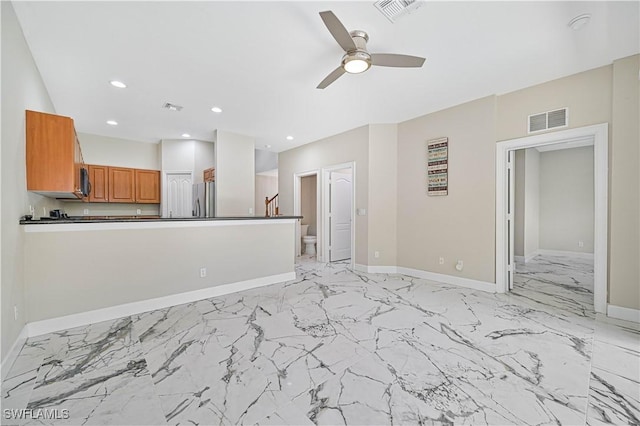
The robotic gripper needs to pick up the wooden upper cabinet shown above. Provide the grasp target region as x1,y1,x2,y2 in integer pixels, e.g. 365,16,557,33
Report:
26,110,84,199
88,165,109,202
135,169,161,203
109,167,135,203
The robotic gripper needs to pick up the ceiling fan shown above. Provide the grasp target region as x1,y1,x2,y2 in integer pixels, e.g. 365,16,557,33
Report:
317,10,426,89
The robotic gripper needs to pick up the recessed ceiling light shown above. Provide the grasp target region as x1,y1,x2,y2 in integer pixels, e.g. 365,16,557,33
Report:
106,120,118,126
182,133,191,138
568,14,591,31
211,106,223,113
265,144,272,148
109,80,127,88
286,135,294,141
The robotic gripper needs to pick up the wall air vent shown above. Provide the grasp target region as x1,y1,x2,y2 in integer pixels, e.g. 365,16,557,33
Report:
528,107,568,134
374,0,424,23
162,102,183,112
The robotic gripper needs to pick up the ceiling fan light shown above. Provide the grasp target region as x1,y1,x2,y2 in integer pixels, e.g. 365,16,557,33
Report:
344,59,369,74
342,51,371,74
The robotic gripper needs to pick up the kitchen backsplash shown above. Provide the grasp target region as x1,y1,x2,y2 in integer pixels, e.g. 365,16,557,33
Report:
62,202,160,217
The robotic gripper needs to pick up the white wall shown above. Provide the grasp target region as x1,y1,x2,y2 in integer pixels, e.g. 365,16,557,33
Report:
524,148,540,258
539,147,594,253
193,140,215,185
214,130,255,216
255,149,278,174
514,150,526,257
301,175,317,235
255,174,278,217
78,132,160,170
161,139,196,171
1,1,62,361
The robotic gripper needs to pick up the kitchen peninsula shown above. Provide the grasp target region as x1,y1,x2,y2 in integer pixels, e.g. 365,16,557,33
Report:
22,216,299,333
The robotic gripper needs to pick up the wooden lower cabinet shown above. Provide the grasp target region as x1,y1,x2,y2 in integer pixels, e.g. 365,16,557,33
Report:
88,165,109,202
109,167,136,203
135,169,161,203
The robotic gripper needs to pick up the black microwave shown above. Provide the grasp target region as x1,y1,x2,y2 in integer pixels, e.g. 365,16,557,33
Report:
80,167,91,197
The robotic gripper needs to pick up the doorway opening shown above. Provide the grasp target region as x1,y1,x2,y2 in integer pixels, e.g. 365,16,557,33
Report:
294,170,320,260
496,123,608,313
511,144,595,315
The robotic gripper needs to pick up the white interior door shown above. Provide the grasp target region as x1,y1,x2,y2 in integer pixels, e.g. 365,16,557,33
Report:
330,171,352,262
507,150,515,290
165,173,192,218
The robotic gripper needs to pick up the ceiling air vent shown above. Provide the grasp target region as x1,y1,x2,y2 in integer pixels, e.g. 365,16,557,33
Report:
374,0,424,23
162,102,183,112
528,107,568,133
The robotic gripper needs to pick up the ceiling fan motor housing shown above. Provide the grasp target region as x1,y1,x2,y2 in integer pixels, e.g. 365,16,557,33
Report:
342,30,371,73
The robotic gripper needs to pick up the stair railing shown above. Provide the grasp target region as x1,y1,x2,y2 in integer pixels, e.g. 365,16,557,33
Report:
265,193,279,217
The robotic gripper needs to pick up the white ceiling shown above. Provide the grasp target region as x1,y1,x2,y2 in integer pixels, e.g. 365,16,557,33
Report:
13,1,639,152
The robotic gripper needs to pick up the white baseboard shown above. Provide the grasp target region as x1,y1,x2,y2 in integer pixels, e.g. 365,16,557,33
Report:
536,249,594,259
396,267,496,293
1,326,28,381
607,304,640,324
354,264,398,274
25,271,296,338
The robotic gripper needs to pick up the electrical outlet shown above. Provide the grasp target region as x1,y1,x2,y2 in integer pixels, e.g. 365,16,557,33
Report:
455,260,464,271
439,257,445,265
578,241,584,248
83,208,89,215
136,209,141,215
374,251,380,259
13,305,18,321
200,267,207,278
249,207,253,215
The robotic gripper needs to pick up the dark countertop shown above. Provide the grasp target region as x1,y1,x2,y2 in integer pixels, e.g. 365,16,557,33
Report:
20,215,302,225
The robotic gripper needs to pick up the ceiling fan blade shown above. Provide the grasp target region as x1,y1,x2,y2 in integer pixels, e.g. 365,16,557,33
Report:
317,66,346,89
371,53,426,68
319,11,357,52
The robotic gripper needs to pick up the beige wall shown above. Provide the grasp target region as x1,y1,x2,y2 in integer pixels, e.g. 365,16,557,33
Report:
279,126,369,265
368,124,398,266
397,96,497,283
1,2,62,361
24,222,295,322
524,148,540,258
539,147,594,253
609,54,639,309
300,175,317,235
498,55,639,309
497,65,613,141
78,132,160,170
214,130,255,216
255,174,278,217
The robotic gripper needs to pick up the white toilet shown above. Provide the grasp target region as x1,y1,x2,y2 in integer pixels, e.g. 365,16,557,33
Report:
301,224,317,255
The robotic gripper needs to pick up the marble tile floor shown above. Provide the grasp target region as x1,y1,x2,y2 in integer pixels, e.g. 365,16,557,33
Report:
1,255,638,425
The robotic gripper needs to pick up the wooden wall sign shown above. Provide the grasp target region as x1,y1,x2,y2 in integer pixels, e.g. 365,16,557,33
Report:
427,137,448,196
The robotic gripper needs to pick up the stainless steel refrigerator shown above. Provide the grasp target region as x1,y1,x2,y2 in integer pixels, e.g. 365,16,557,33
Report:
192,182,215,217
